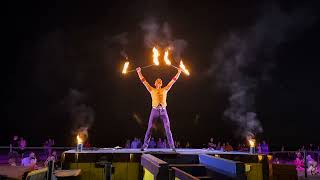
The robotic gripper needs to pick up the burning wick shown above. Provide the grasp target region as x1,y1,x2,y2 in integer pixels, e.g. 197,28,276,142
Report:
248,138,255,154
122,61,130,74
179,60,190,76
76,135,83,152
248,139,255,148
164,50,171,65
152,47,160,66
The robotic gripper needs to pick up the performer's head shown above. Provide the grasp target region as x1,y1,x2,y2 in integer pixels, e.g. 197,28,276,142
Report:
154,78,162,89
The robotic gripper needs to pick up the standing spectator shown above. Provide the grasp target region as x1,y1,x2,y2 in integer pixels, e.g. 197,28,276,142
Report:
9,135,19,164
149,138,157,148
261,140,269,154
125,139,131,148
47,139,55,156
43,140,49,156
281,145,285,152
208,138,216,150
21,152,37,169
19,137,27,158
10,135,19,153
225,142,233,151
308,144,314,151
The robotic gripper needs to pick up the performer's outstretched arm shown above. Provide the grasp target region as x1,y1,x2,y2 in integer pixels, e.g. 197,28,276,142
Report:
136,67,153,92
165,68,182,91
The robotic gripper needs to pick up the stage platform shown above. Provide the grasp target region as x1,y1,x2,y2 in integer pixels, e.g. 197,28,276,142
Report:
63,148,250,155
61,148,270,180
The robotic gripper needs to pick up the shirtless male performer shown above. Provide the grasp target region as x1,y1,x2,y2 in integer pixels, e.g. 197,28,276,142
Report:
136,67,182,151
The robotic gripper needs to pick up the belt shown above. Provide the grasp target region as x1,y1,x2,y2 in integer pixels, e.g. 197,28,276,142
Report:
153,105,166,110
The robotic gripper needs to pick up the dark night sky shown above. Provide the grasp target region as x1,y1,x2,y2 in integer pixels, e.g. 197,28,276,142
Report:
4,0,320,149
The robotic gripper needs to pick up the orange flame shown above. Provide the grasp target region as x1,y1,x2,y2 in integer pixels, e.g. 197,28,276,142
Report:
164,50,171,65
179,60,190,76
122,61,129,74
152,47,160,66
77,135,83,144
248,139,255,147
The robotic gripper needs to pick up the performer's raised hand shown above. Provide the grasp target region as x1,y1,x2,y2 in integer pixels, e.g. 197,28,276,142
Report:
136,67,141,73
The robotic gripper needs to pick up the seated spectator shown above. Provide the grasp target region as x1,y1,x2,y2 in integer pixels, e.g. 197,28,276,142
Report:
225,142,233,151
137,138,142,148
216,142,221,150
186,141,191,148
176,141,181,148
157,138,164,148
294,152,304,170
261,141,269,154
131,138,139,149
19,137,27,158
163,139,168,148
10,135,19,153
220,143,226,151
21,152,37,169
125,139,131,148
257,143,262,154
8,157,17,166
306,155,319,175
208,138,216,150
44,151,57,167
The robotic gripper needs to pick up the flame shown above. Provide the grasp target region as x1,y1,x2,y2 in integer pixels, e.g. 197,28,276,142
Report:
164,50,171,65
152,47,160,66
77,135,83,144
122,61,129,74
179,60,190,76
248,139,255,147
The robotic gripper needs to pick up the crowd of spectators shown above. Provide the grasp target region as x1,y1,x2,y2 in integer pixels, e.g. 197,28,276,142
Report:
124,137,191,149
7,135,58,170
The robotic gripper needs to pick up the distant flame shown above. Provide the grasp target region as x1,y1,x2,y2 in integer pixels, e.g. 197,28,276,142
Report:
179,60,190,76
248,139,255,148
164,50,171,65
152,47,160,66
77,135,83,144
122,61,129,74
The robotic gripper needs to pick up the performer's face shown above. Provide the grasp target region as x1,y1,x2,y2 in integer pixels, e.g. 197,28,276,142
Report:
155,78,162,88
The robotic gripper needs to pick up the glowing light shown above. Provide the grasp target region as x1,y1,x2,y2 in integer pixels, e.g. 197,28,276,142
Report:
267,155,273,161
77,135,83,144
122,61,130,74
179,60,190,76
258,155,263,161
152,47,160,66
164,50,171,65
248,139,255,148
